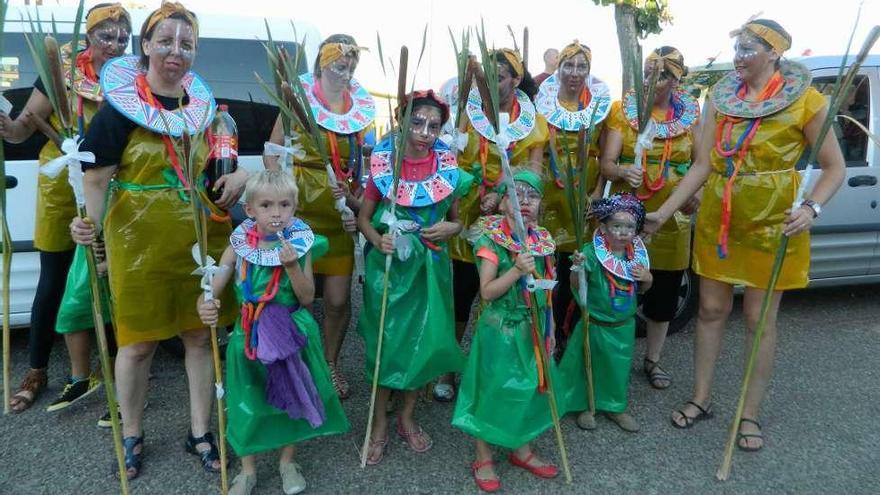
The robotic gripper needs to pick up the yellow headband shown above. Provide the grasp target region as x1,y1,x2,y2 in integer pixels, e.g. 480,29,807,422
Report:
559,40,592,66
494,48,524,79
145,1,198,39
318,42,367,69
731,22,791,55
86,3,130,32
646,49,686,80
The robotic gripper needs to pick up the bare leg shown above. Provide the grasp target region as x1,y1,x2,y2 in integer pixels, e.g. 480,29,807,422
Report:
672,277,733,426
366,387,392,463
398,390,432,450
473,439,498,481
279,445,296,464
115,340,158,439
512,442,554,468
180,328,221,470
737,287,783,449
239,455,257,475
645,319,670,363
321,275,352,363
65,331,92,379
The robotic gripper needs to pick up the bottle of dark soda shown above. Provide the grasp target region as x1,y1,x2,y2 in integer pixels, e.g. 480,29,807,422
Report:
206,104,238,202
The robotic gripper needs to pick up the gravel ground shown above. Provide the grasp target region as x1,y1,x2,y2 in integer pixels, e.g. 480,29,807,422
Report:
1,283,879,494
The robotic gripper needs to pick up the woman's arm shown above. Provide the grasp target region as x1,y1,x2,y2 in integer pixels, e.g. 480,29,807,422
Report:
0,89,53,144
527,145,544,175
783,105,846,236
263,115,283,171
80,166,118,238
647,101,717,232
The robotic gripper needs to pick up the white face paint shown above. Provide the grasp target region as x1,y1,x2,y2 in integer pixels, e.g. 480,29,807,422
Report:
411,111,442,137
150,20,195,61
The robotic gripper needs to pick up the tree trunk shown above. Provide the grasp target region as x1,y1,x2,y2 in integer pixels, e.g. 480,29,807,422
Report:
614,3,641,94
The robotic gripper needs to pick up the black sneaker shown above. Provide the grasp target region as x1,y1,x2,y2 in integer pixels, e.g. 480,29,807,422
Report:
46,375,102,412
98,401,147,428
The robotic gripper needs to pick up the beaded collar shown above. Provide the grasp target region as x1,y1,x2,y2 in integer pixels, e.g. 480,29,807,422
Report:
623,89,699,139
710,61,811,119
465,88,536,143
101,56,214,136
370,136,459,207
299,73,375,134
230,217,315,267
593,230,649,281
536,73,611,131
479,215,555,256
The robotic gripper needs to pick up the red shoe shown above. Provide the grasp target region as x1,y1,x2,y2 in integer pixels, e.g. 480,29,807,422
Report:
508,452,559,479
471,460,501,492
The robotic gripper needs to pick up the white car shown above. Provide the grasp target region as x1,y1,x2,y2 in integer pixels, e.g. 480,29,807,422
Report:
0,6,320,327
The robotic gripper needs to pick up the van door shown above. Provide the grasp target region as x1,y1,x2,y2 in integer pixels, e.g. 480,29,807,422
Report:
806,67,880,281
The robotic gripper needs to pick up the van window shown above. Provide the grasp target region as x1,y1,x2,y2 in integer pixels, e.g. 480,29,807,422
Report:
808,74,871,168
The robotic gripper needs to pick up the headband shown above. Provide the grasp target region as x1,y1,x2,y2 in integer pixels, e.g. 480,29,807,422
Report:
145,1,198,39
494,48,524,79
86,3,130,32
318,42,367,69
590,192,646,233
513,170,544,197
559,40,592,66
397,89,451,126
731,21,791,55
646,48,687,80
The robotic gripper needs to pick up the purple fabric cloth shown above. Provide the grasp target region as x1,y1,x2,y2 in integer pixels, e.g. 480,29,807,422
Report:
255,303,326,428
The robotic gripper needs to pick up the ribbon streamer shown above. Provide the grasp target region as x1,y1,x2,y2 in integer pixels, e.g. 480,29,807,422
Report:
263,134,305,172
40,136,95,179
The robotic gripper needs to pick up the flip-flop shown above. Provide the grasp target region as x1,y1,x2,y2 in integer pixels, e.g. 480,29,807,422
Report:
365,434,388,465
396,419,433,453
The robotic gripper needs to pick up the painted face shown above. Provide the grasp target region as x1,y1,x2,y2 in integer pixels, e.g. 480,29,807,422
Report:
406,105,442,156
245,188,296,235
558,53,590,94
88,21,130,62
512,181,542,223
733,34,776,80
602,211,637,249
643,60,676,97
496,62,520,104
143,18,196,80
322,55,358,89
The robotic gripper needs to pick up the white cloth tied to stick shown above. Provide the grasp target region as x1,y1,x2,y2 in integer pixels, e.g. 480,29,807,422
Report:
190,244,228,302
380,209,420,261
41,136,95,180
570,260,588,306
793,163,814,211
264,134,305,172
439,129,469,153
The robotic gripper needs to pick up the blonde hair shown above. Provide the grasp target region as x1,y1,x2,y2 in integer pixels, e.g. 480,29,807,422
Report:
244,170,299,209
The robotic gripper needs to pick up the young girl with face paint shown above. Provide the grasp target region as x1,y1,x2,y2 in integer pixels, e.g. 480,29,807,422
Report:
197,170,349,495
264,34,376,402
0,3,132,416
452,169,561,492
444,48,548,402
357,91,471,465
558,193,652,433
72,1,248,480
644,19,844,451
599,46,700,391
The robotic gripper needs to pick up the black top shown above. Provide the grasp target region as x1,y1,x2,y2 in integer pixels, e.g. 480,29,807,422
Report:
33,76,47,96
81,92,191,168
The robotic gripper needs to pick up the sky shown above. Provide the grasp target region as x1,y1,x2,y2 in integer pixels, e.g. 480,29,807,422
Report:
25,0,880,96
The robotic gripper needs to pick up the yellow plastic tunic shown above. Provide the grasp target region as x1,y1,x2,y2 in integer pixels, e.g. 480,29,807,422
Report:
34,100,98,252
693,87,825,290
450,115,549,263
105,128,236,346
608,100,696,271
289,123,372,276
542,100,605,253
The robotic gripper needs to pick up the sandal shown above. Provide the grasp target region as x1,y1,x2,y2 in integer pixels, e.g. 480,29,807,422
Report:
671,401,713,429
508,452,558,479
115,434,144,480
737,418,764,452
365,434,388,465
471,459,500,492
327,361,350,400
396,419,433,453
185,431,223,473
9,368,47,413
643,358,672,390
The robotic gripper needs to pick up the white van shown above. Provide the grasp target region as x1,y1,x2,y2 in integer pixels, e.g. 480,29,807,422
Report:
1,6,321,327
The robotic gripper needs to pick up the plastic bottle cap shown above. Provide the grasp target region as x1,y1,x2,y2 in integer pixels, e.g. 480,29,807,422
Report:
218,104,228,112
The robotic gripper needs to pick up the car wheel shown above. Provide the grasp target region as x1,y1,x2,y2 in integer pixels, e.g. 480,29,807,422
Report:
636,269,699,338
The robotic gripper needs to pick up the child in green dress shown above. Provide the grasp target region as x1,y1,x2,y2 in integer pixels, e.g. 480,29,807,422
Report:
197,170,348,495
452,169,560,493
558,192,652,432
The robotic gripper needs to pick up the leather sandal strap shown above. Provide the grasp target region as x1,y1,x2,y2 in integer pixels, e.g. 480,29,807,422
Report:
740,417,762,430
685,401,710,415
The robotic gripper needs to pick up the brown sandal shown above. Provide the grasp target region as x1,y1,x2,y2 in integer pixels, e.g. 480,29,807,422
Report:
327,361,350,400
9,368,48,413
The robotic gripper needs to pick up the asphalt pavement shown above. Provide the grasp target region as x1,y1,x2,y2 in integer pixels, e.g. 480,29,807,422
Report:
1,283,879,494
